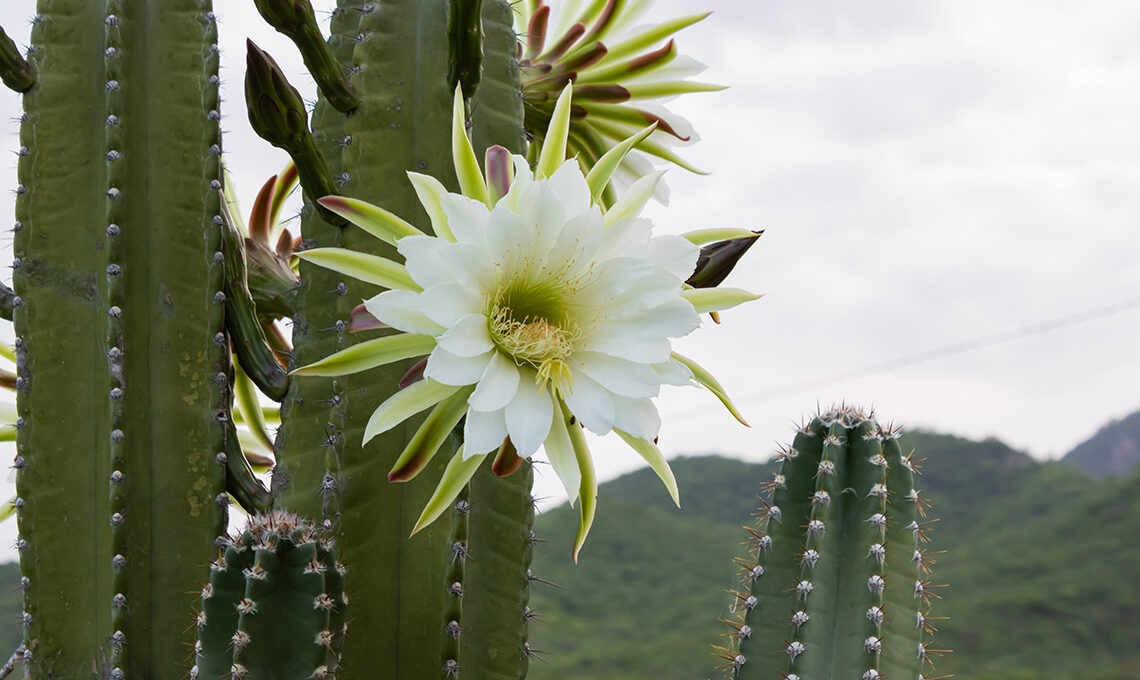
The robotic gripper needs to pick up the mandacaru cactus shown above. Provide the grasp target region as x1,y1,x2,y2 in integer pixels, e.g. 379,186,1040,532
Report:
716,406,948,680
0,0,782,678
192,511,346,680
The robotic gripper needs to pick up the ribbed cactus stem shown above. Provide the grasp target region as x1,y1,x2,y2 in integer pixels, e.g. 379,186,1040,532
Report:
721,407,944,680
16,2,230,675
193,511,346,680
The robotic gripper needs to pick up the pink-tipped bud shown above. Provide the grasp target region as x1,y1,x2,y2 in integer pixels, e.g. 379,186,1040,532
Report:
485,145,514,204
349,304,385,334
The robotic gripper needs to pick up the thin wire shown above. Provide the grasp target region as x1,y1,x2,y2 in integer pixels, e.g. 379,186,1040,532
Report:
670,295,1140,420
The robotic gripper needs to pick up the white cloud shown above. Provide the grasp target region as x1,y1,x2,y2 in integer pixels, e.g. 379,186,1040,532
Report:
3,0,1140,523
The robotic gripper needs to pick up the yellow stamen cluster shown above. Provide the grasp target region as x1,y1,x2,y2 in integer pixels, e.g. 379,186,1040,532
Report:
489,304,578,394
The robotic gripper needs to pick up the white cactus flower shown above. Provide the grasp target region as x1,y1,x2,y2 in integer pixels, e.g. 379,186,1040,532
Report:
295,86,757,559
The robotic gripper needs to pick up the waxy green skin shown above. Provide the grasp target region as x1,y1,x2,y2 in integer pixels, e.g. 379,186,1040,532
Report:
4,1,769,678
723,409,940,680
14,1,228,677
273,1,537,679
194,511,346,680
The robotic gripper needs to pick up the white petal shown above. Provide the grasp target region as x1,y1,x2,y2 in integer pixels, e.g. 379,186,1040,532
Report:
440,193,492,246
397,235,452,288
501,154,536,212
417,282,483,328
435,313,494,357
546,208,603,275
463,407,508,456
505,370,554,457
609,297,701,338
648,234,700,281
653,357,693,386
486,205,535,275
581,332,671,364
611,396,661,442
542,402,581,504
547,159,593,212
425,346,492,386
364,290,445,335
596,216,652,261
469,351,520,412
562,369,615,435
572,351,661,398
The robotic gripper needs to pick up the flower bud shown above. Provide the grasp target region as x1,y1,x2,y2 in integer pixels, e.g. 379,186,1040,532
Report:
686,231,763,289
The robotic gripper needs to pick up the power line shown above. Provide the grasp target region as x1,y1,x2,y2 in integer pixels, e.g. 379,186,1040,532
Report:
670,295,1140,419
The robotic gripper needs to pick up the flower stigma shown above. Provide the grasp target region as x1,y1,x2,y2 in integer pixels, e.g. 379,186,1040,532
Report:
487,279,580,396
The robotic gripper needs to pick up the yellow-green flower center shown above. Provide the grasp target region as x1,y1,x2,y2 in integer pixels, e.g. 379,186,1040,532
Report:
487,279,579,394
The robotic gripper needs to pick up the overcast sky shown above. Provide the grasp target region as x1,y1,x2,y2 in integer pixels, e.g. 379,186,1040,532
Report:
2,1,1139,532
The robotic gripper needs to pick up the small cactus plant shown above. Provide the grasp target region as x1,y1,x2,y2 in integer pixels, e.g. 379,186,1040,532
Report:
193,511,346,680
716,406,948,680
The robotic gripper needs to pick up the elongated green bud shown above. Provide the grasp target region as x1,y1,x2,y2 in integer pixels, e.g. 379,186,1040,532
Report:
687,230,763,289
718,406,946,680
253,0,361,113
0,26,34,93
221,201,289,401
245,40,344,225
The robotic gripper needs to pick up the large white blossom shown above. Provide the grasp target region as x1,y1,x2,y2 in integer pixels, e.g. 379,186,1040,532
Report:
295,87,757,558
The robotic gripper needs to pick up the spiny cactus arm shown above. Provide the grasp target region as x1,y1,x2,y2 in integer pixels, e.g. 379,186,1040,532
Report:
245,39,346,226
253,0,361,113
14,3,120,674
222,200,289,400
793,421,884,679
194,543,256,679
724,411,942,680
234,542,334,679
0,25,35,93
449,0,485,101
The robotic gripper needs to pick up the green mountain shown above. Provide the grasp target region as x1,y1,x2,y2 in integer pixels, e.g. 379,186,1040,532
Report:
1063,410,1140,477
527,432,1140,680
1,425,1138,678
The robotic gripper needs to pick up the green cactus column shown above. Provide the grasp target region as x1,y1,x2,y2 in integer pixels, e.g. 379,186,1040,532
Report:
719,407,944,680
14,1,228,676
